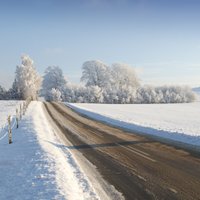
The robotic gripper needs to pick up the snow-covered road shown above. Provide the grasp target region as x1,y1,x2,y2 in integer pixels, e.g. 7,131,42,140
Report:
0,101,99,200
45,102,200,200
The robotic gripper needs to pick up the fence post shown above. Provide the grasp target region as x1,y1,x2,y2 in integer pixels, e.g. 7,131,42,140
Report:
16,108,19,128
23,102,25,115
20,104,22,120
8,116,12,144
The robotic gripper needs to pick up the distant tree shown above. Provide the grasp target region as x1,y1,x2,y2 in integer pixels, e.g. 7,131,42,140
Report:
42,66,67,101
49,88,62,102
102,63,140,103
87,86,104,103
9,79,22,100
0,85,6,100
136,86,157,103
81,60,111,89
136,85,196,104
14,55,41,100
111,63,140,90
80,61,141,103
62,82,86,103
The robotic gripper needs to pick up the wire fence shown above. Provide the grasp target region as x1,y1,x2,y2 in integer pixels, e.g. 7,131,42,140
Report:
0,98,31,143
0,116,16,141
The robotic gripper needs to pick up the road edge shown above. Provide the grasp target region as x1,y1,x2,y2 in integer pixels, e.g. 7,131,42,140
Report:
66,103,200,156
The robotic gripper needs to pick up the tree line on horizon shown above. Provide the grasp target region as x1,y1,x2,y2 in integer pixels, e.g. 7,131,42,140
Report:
0,55,196,103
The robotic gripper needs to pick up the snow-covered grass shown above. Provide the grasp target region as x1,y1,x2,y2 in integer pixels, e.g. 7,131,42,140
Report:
68,102,200,148
0,101,100,200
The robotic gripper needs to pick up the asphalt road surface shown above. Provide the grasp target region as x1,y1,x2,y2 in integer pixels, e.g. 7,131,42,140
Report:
44,102,200,200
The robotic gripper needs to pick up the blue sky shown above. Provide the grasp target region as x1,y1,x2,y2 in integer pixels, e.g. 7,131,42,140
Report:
0,0,200,88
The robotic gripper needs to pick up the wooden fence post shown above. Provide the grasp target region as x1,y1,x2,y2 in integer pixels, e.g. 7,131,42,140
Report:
23,102,25,115
20,104,22,120
8,116,12,144
16,108,19,128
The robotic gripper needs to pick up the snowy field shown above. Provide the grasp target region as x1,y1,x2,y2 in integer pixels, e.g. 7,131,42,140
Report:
0,101,23,127
68,102,200,148
0,101,23,140
0,101,102,200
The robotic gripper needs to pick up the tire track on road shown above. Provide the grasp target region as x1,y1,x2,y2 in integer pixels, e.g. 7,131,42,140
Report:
44,102,200,200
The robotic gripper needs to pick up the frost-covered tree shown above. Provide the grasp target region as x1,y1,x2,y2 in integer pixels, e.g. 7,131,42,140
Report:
136,86,157,103
80,61,140,103
111,63,140,90
62,83,86,103
81,60,111,89
40,59,195,104
87,86,104,103
9,79,22,100
62,83,104,103
14,55,41,100
136,85,196,104
42,66,67,101
74,85,88,103
62,83,76,102
102,63,140,103
0,85,6,100
49,88,62,102
0,85,15,100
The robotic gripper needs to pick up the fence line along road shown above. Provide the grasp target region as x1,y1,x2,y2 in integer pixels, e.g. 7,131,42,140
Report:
0,98,32,144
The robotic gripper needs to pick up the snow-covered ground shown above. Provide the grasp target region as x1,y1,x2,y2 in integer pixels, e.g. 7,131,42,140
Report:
0,101,101,200
68,102,200,148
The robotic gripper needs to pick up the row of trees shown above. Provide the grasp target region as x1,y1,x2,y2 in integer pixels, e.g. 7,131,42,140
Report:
41,60,195,103
0,55,196,103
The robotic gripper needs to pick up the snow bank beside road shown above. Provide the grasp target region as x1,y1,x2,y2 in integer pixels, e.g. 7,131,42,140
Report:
0,101,99,200
68,103,200,148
